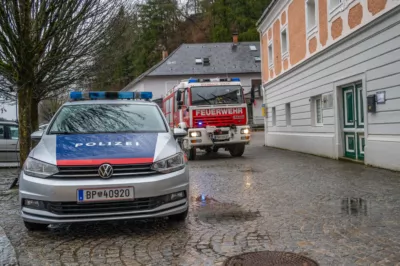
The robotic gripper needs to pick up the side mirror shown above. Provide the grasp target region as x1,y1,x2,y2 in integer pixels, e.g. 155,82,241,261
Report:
31,130,44,141
173,128,187,139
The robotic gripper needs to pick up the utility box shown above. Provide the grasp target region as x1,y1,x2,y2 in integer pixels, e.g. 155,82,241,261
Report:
367,95,376,113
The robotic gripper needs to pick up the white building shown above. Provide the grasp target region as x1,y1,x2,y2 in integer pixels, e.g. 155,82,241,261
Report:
257,0,400,171
121,35,264,127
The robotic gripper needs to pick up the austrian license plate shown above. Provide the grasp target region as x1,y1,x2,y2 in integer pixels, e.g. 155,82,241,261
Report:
77,187,134,203
214,134,230,140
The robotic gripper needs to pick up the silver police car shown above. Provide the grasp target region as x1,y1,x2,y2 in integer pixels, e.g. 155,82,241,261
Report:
19,91,189,231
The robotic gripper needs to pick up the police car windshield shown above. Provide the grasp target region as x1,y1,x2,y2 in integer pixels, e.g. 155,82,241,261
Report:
191,85,243,106
48,104,167,134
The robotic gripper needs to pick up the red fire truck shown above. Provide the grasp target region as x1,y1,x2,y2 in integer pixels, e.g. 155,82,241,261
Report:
162,77,251,160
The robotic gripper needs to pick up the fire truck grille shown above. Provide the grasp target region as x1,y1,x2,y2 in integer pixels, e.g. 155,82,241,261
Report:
194,116,239,127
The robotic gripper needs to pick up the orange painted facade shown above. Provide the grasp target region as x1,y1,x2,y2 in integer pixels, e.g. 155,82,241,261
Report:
258,0,397,85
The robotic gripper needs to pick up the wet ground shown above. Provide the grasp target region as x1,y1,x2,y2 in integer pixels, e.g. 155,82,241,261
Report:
0,132,400,265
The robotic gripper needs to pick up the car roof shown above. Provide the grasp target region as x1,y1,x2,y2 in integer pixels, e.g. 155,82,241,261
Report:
63,100,157,106
0,120,18,125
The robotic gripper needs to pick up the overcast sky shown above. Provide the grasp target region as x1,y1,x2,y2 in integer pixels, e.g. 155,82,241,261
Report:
0,102,17,121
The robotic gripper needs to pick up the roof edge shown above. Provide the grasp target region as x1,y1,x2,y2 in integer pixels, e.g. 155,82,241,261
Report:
121,44,184,91
256,0,279,27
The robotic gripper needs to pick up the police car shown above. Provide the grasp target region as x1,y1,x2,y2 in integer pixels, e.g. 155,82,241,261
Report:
19,91,189,231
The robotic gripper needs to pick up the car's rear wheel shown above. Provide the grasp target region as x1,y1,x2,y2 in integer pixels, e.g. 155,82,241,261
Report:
229,144,245,157
24,221,49,231
169,208,188,222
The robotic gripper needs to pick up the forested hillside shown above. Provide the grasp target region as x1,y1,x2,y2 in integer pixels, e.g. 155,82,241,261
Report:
89,0,271,91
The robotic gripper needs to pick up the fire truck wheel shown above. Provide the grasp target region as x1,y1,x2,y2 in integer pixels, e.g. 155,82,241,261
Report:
187,147,196,160
205,147,212,153
212,147,219,153
229,144,245,157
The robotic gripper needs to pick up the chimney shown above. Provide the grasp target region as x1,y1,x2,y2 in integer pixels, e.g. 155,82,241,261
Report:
162,50,168,60
232,32,238,44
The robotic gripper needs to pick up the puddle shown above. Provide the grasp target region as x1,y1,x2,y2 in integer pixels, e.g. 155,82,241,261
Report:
341,198,368,216
237,167,262,173
192,194,260,222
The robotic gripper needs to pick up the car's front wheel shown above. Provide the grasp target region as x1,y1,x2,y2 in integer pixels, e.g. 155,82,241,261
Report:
186,147,196,160
169,209,188,222
24,221,49,231
229,144,245,157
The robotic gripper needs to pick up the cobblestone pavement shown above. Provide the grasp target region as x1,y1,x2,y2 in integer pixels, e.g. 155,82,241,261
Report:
1,132,400,266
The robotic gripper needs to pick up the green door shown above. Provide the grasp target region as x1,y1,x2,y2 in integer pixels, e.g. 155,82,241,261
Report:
343,84,365,160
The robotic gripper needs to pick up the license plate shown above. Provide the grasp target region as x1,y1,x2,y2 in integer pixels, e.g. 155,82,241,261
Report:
214,135,230,140
77,187,134,203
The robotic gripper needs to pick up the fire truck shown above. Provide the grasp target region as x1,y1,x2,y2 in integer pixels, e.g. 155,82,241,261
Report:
162,77,251,160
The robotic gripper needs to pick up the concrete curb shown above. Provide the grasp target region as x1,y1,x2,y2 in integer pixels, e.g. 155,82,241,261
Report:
0,225,18,266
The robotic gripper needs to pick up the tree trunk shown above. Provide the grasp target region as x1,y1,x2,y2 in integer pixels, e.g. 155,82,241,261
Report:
31,97,40,132
17,86,33,167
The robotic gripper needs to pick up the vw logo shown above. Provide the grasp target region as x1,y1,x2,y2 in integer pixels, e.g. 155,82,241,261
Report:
98,164,113,179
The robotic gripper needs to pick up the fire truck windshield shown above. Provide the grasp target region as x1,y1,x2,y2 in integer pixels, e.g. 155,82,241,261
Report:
191,85,244,106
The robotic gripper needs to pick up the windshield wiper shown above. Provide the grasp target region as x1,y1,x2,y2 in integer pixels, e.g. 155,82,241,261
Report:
196,93,212,105
49,131,75,135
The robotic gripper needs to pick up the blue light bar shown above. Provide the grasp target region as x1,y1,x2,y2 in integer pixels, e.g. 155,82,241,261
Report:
69,91,153,100
187,77,241,83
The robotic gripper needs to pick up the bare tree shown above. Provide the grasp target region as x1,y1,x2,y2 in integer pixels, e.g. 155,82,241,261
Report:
0,0,120,165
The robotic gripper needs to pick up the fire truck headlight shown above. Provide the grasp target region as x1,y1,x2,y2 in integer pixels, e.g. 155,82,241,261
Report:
151,153,185,174
190,131,201,137
241,128,250,134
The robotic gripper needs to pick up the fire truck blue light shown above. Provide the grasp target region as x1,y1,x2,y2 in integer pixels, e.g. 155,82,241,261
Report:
69,91,153,100
188,78,240,83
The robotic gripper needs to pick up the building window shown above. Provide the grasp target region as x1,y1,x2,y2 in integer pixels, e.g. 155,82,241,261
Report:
249,45,257,51
195,58,202,64
254,56,261,62
285,103,291,126
328,0,344,20
306,0,317,31
281,28,288,57
272,107,276,126
329,0,342,11
268,42,273,67
313,96,323,126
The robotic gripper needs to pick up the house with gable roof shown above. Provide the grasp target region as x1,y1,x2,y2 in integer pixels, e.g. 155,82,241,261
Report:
121,34,264,126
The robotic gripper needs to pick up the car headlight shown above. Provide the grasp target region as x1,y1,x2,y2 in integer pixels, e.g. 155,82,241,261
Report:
241,128,250,134
23,157,59,178
190,131,201,137
151,153,185,174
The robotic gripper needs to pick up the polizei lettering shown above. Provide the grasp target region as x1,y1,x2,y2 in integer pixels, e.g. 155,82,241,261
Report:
195,108,243,116
75,141,139,148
